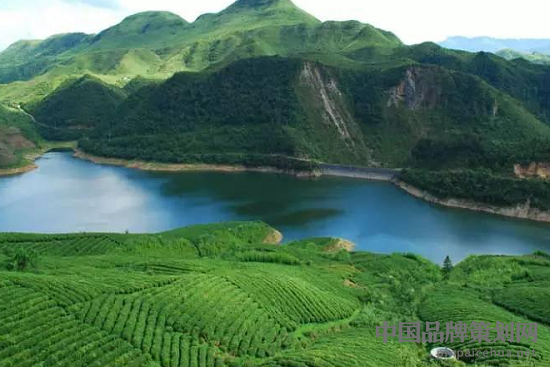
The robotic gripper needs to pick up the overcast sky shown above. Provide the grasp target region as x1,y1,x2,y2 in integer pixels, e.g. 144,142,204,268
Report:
0,0,549,51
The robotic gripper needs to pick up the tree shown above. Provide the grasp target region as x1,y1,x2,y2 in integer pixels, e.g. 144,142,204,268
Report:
442,256,453,280
4,248,39,272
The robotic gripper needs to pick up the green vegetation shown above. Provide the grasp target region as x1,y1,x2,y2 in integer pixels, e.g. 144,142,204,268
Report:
497,49,550,65
2,248,40,272
0,0,400,105
28,75,127,140
1,222,547,366
2,0,550,209
442,255,453,280
400,169,550,210
77,57,371,166
70,56,550,171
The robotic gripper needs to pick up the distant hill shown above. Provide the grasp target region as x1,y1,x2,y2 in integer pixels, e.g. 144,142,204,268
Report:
496,49,550,65
439,36,550,54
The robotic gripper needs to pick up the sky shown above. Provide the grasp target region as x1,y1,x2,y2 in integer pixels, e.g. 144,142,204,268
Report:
0,0,549,51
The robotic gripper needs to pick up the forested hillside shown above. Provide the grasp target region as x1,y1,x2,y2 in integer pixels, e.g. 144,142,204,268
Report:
78,56,550,171
29,75,127,140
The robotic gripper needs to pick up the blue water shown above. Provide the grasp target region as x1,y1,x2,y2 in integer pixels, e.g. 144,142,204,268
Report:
1,152,550,263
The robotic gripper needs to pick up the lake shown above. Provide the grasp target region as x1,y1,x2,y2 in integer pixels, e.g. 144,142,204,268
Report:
1,152,550,263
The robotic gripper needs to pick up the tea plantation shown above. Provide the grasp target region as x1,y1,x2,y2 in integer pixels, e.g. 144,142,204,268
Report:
0,222,549,366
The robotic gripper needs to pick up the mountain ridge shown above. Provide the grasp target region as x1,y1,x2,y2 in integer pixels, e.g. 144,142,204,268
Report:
439,36,550,54
0,1,401,91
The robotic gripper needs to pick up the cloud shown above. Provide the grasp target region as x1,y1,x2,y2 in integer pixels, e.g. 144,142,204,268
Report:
0,0,124,50
63,0,122,10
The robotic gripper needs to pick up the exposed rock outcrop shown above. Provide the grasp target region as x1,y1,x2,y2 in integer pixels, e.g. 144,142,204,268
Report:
514,162,550,179
263,229,283,245
387,67,442,110
322,238,355,253
300,62,355,144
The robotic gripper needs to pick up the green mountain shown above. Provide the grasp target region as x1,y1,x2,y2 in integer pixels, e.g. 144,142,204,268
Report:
0,0,400,104
29,75,127,140
497,49,550,65
88,11,190,50
77,56,550,171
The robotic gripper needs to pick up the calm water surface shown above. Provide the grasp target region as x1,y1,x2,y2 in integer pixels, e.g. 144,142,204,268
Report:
1,152,550,262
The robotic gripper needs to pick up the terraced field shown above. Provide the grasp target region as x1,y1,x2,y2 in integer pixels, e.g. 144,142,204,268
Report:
0,222,549,366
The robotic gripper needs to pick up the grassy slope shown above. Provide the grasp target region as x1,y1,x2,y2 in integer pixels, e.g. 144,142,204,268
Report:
0,0,401,105
0,222,548,366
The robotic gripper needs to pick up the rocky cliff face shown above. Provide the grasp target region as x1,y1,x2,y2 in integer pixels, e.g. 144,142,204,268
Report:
387,67,443,110
297,62,373,164
299,62,355,143
514,162,550,179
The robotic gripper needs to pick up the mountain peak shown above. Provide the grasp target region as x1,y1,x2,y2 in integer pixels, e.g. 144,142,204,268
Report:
230,0,288,7
118,11,188,27
215,0,319,27
224,0,306,13
90,11,189,49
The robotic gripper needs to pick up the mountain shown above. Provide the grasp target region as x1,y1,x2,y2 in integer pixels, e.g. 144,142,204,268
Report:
0,0,401,105
2,0,550,210
80,57,371,166
497,49,550,65
29,75,127,140
88,11,190,50
439,36,550,54
78,56,550,171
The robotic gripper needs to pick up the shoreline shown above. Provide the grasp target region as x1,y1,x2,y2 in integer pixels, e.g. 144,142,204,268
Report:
0,164,38,177
5,148,550,224
0,150,43,177
0,142,77,178
396,181,550,224
70,151,550,224
73,150,322,177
